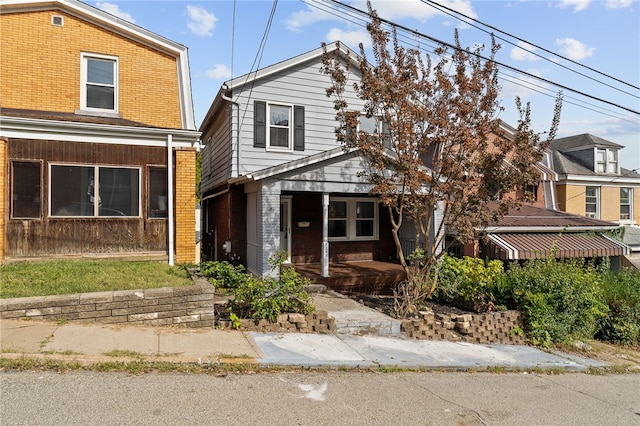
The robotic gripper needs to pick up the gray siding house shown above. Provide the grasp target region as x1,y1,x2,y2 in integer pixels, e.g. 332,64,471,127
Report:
199,43,399,278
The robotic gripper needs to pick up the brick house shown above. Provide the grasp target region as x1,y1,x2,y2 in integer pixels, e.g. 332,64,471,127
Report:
0,0,201,264
546,133,640,225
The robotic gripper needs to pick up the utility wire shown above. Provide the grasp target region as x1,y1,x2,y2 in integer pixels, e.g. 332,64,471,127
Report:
424,0,640,92
320,0,640,116
300,0,638,125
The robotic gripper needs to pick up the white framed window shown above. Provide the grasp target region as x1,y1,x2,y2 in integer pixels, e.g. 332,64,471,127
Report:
620,187,632,220
354,114,391,148
585,186,599,219
80,53,118,113
328,197,378,241
268,103,292,150
50,164,140,217
595,148,618,174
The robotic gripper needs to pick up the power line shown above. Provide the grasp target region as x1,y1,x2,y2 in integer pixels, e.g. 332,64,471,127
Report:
423,0,640,92
318,0,640,116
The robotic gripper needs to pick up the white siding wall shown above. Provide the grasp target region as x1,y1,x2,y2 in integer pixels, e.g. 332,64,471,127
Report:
201,104,233,191
232,59,365,176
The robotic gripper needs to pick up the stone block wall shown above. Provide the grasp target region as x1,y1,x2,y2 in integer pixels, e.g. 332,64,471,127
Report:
402,309,526,345
216,311,336,333
0,280,215,328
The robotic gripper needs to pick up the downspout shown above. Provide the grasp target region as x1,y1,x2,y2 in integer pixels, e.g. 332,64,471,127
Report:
221,84,239,263
322,192,329,277
167,134,175,266
221,84,240,178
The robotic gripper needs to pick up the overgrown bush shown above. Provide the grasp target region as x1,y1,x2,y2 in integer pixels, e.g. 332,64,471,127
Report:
200,261,248,289
226,252,315,322
597,269,640,345
505,258,608,348
433,255,506,312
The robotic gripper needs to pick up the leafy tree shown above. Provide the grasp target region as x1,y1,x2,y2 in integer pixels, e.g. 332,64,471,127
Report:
321,4,562,317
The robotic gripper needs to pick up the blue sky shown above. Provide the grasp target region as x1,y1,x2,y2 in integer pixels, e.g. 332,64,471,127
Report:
93,0,639,170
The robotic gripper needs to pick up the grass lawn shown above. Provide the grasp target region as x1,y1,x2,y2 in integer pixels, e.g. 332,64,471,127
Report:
0,260,195,299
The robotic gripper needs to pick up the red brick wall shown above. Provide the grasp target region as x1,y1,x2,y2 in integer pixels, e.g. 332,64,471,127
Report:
290,192,397,264
201,185,246,263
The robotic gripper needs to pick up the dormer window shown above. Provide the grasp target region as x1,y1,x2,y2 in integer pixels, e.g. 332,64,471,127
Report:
595,148,618,174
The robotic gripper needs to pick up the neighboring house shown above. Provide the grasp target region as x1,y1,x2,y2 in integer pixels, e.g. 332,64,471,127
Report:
544,133,640,225
199,43,400,277
0,0,201,264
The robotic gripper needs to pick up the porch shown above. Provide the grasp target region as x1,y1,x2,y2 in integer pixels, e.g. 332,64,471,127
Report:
291,260,407,295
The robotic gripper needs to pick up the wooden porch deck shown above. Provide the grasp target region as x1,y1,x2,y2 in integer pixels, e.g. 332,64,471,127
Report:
291,261,407,295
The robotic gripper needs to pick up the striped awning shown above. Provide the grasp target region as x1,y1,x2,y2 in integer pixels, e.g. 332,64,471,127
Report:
486,233,628,260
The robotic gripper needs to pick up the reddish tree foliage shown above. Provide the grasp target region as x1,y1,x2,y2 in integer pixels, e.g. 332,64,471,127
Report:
321,4,561,316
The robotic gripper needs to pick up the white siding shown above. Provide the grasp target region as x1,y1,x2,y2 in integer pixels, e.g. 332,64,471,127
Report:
201,104,233,191
232,59,365,176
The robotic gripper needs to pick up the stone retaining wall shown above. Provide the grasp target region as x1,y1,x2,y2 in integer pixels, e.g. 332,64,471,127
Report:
0,277,215,328
216,311,336,333
402,309,526,344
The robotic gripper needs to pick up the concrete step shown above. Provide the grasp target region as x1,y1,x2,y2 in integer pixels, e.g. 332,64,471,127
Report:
312,292,402,336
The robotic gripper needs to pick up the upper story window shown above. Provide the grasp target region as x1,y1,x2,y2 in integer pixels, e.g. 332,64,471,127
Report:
254,101,305,151
80,53,118,113
269,104,292,149
585,186,599,219
328,197,378,241
595,148,618,174
351,114,391,148
620,187,632,220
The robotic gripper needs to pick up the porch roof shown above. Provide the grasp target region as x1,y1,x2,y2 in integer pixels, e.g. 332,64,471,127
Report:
486,232,628,261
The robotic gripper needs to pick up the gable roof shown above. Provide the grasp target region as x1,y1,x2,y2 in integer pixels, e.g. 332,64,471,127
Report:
224,42,362,92
0,0,196,130
200,42,361,131
550,133,624,152
481,204,620,233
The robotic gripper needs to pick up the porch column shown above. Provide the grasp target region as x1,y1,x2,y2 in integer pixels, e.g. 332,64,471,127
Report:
322,192,329,278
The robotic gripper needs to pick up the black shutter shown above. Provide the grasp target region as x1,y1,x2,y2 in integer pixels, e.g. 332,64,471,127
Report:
254,100,266,148
294,105,305,151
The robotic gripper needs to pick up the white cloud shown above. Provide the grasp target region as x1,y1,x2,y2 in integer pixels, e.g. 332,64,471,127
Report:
556,0,591,12
326,28,371,49
286,0,477,32
510,41,539,62
605,0,633,8
206,64,232,80
95,2,135,23
186,5,217,37
555,38,595,60
285,6,335,32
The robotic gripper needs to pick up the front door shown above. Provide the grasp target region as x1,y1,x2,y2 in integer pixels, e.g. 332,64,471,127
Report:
280,197,292,263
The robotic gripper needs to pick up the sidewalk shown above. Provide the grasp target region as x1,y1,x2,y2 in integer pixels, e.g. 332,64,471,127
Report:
0,293,606,371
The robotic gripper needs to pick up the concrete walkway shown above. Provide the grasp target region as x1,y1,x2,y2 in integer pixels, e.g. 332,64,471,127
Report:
0,292,607,371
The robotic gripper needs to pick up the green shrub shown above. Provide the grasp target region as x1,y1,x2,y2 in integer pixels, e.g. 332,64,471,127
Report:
597,269,640,345
433,255,506,312
506,258,608,348
200,261,248,289
227,252,314,322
